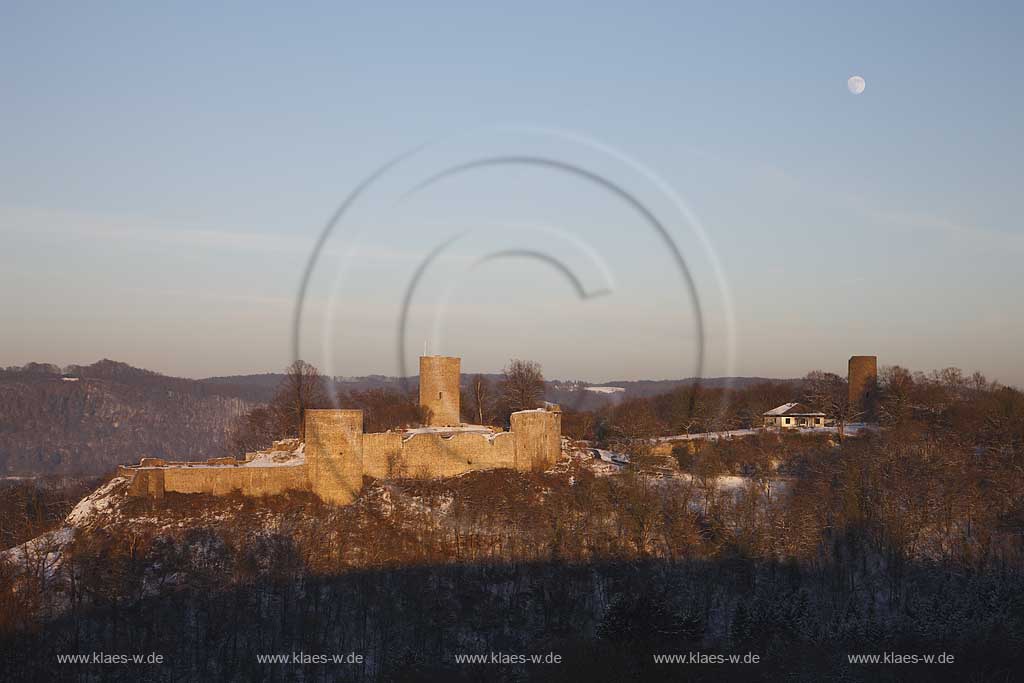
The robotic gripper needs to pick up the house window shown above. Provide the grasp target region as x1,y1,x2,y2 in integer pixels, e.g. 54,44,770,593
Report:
438,391,443,400
784,418,791,425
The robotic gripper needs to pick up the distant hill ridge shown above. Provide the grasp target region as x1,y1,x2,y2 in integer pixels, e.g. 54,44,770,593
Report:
5,359,803,404
0,361,260,476
204,370,801,397
0,360,803,476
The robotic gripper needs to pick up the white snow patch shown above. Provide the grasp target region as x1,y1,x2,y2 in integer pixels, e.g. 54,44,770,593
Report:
401,425,500,441
65,477,129,527
242,449,306,467
590,448,630,465
656,429,759,442
1,527,75,578
656,423,872,443
584,386,625,394
2,478,131,578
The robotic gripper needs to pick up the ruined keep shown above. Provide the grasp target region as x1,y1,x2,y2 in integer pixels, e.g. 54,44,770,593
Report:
120,355,562,505
305,409,364,506
511,409,562,472
419,355,461,426
848,355,878,418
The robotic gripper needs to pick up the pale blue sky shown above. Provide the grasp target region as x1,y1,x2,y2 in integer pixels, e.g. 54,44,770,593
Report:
1,2,1021,384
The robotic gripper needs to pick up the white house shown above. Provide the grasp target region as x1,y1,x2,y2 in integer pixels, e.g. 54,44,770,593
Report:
763,402,826,429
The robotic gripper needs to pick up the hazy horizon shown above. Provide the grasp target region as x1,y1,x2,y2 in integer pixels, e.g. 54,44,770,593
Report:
11,355,1021,394
2,3,1021,384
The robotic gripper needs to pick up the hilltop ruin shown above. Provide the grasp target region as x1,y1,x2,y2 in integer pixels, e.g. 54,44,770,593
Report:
119,355,562,505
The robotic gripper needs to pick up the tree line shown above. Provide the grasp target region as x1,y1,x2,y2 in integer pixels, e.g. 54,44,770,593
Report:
228,358,550,453
4,361,1023,678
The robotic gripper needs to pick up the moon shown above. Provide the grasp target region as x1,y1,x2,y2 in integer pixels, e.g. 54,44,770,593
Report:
847,75,866,94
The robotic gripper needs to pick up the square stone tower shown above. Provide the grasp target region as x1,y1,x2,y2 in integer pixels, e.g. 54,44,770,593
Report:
848,355,878,418
419,356,461,426
304,409,364,506
510,409,561,472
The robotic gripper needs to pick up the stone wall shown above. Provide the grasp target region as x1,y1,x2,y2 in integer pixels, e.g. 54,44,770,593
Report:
163,464,308,496
489,432,517,469
122,405,563,504
510,409,561,471
382,431,517,479
123,467,166,498
362,431,402,479
121,463,308,498
305,409,364,506
419,356,461,426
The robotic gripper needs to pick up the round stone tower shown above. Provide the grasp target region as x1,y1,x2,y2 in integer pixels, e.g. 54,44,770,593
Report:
419,356,461,426
848,355,878,419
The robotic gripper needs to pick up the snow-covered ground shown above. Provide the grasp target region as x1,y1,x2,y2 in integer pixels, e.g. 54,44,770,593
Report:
573,447,791,499
584,386,625,394
65,476,130,526
1,476,132,579
655,429,758,442
589,448,630,466
401,424,496,437
0,527,75,580
242,442,305,468
656,423,872,443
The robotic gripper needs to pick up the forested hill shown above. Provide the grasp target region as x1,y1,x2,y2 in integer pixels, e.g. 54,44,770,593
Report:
202,372,413,402
0,360,804,476
202,371,801,405
0,361,259,476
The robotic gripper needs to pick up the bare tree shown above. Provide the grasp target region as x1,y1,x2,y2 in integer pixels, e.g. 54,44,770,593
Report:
346,388,425,432
878,365,915,428
500,359,545,414
803,370,860,443
829,389,863,444
274,360,328,441
561,408,596,441
803,371,844,413
660,386,705,435
616,471,660,555
467,374,492,425
607,398,662,465
227,405,280,454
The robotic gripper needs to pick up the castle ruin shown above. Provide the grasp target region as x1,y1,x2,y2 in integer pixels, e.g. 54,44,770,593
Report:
119,355,562,505
848,355,878,418
419,355,461,426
